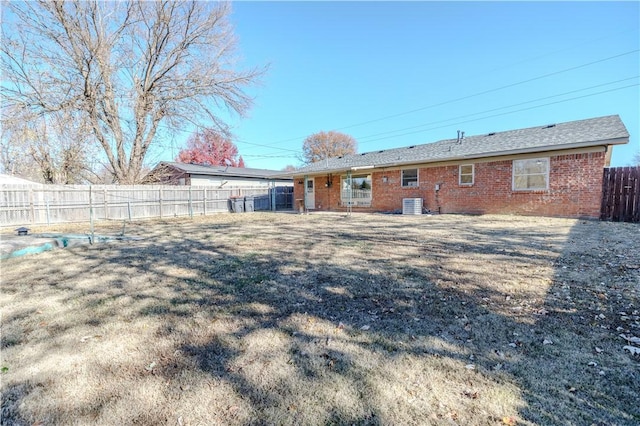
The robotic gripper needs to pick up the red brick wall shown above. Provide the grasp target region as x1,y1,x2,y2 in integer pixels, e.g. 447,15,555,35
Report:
294,151,607,218
314,175,334,211
292,175,341,211
293,179,304,211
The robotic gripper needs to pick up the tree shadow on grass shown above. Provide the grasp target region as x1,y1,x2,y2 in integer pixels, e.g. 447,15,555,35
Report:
513,220,640,425
1,214,638,425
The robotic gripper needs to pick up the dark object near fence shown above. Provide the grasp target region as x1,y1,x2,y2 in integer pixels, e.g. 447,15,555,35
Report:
253,194,271,211
273,186,293,210
228,188,292,213
244,196,255,213
228,197,245,213
15,227,29,236
600,166,640,223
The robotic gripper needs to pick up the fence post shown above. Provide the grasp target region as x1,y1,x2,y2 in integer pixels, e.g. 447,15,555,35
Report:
189,186,193,218
271,181,276,211
159,187,163,218
103,188,108,220
127,201,132,221
46,200,51,225
89,185,94,244
203,188,207,216
29,188,35,224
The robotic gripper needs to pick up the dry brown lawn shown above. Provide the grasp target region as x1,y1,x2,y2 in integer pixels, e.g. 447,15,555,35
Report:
1,212,639,426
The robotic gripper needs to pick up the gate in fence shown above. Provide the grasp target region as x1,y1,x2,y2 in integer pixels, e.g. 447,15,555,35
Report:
600,166,640,223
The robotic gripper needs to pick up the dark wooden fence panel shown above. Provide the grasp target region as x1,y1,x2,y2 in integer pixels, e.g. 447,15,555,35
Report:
600,166,640,222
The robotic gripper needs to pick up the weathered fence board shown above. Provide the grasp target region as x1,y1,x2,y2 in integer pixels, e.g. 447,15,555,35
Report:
0,184,292,227
600,166,640,223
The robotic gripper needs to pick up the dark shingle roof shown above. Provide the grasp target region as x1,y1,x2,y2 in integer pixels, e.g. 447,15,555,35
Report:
292,115,629,176
162,162,289,179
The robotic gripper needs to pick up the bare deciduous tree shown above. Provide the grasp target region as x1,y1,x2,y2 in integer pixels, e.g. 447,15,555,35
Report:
1,1,263,183
1,109,96,184
0,119,35,179
302,131,357,164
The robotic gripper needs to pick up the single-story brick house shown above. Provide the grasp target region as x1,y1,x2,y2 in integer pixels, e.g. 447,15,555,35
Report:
288,115,629,218
145,162,293,188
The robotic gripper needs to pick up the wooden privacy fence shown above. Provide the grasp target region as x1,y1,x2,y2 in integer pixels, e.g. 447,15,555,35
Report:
0,184,292,227
600,166,640,223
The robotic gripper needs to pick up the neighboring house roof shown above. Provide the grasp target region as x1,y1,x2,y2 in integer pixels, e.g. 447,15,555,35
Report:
158,162,291,179
290,115,629,176
0,173,42,185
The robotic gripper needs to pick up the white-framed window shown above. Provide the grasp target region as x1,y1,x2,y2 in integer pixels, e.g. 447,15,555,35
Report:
459,164,474,185
513,158,549,191
341,174,372,207
402,169,418,187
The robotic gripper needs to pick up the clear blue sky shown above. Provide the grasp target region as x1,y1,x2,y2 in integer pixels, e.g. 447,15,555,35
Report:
161,1,639,169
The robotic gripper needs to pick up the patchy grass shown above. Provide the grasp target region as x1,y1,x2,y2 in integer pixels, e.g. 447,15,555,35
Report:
1,212,638,425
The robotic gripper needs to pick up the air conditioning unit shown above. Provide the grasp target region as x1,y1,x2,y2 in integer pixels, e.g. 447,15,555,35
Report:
402,198,423,215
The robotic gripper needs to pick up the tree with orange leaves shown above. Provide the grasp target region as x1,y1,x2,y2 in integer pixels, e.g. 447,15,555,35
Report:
302,131,357,164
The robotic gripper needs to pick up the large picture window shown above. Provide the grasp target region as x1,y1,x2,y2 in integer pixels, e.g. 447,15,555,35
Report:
513,158,549,191
341,174,372,207
402,169,418,187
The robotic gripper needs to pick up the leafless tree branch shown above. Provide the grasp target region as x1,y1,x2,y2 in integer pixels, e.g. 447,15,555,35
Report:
1,1,264,183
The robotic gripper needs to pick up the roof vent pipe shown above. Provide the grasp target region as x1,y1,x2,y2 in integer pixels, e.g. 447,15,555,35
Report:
457,130,461,143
